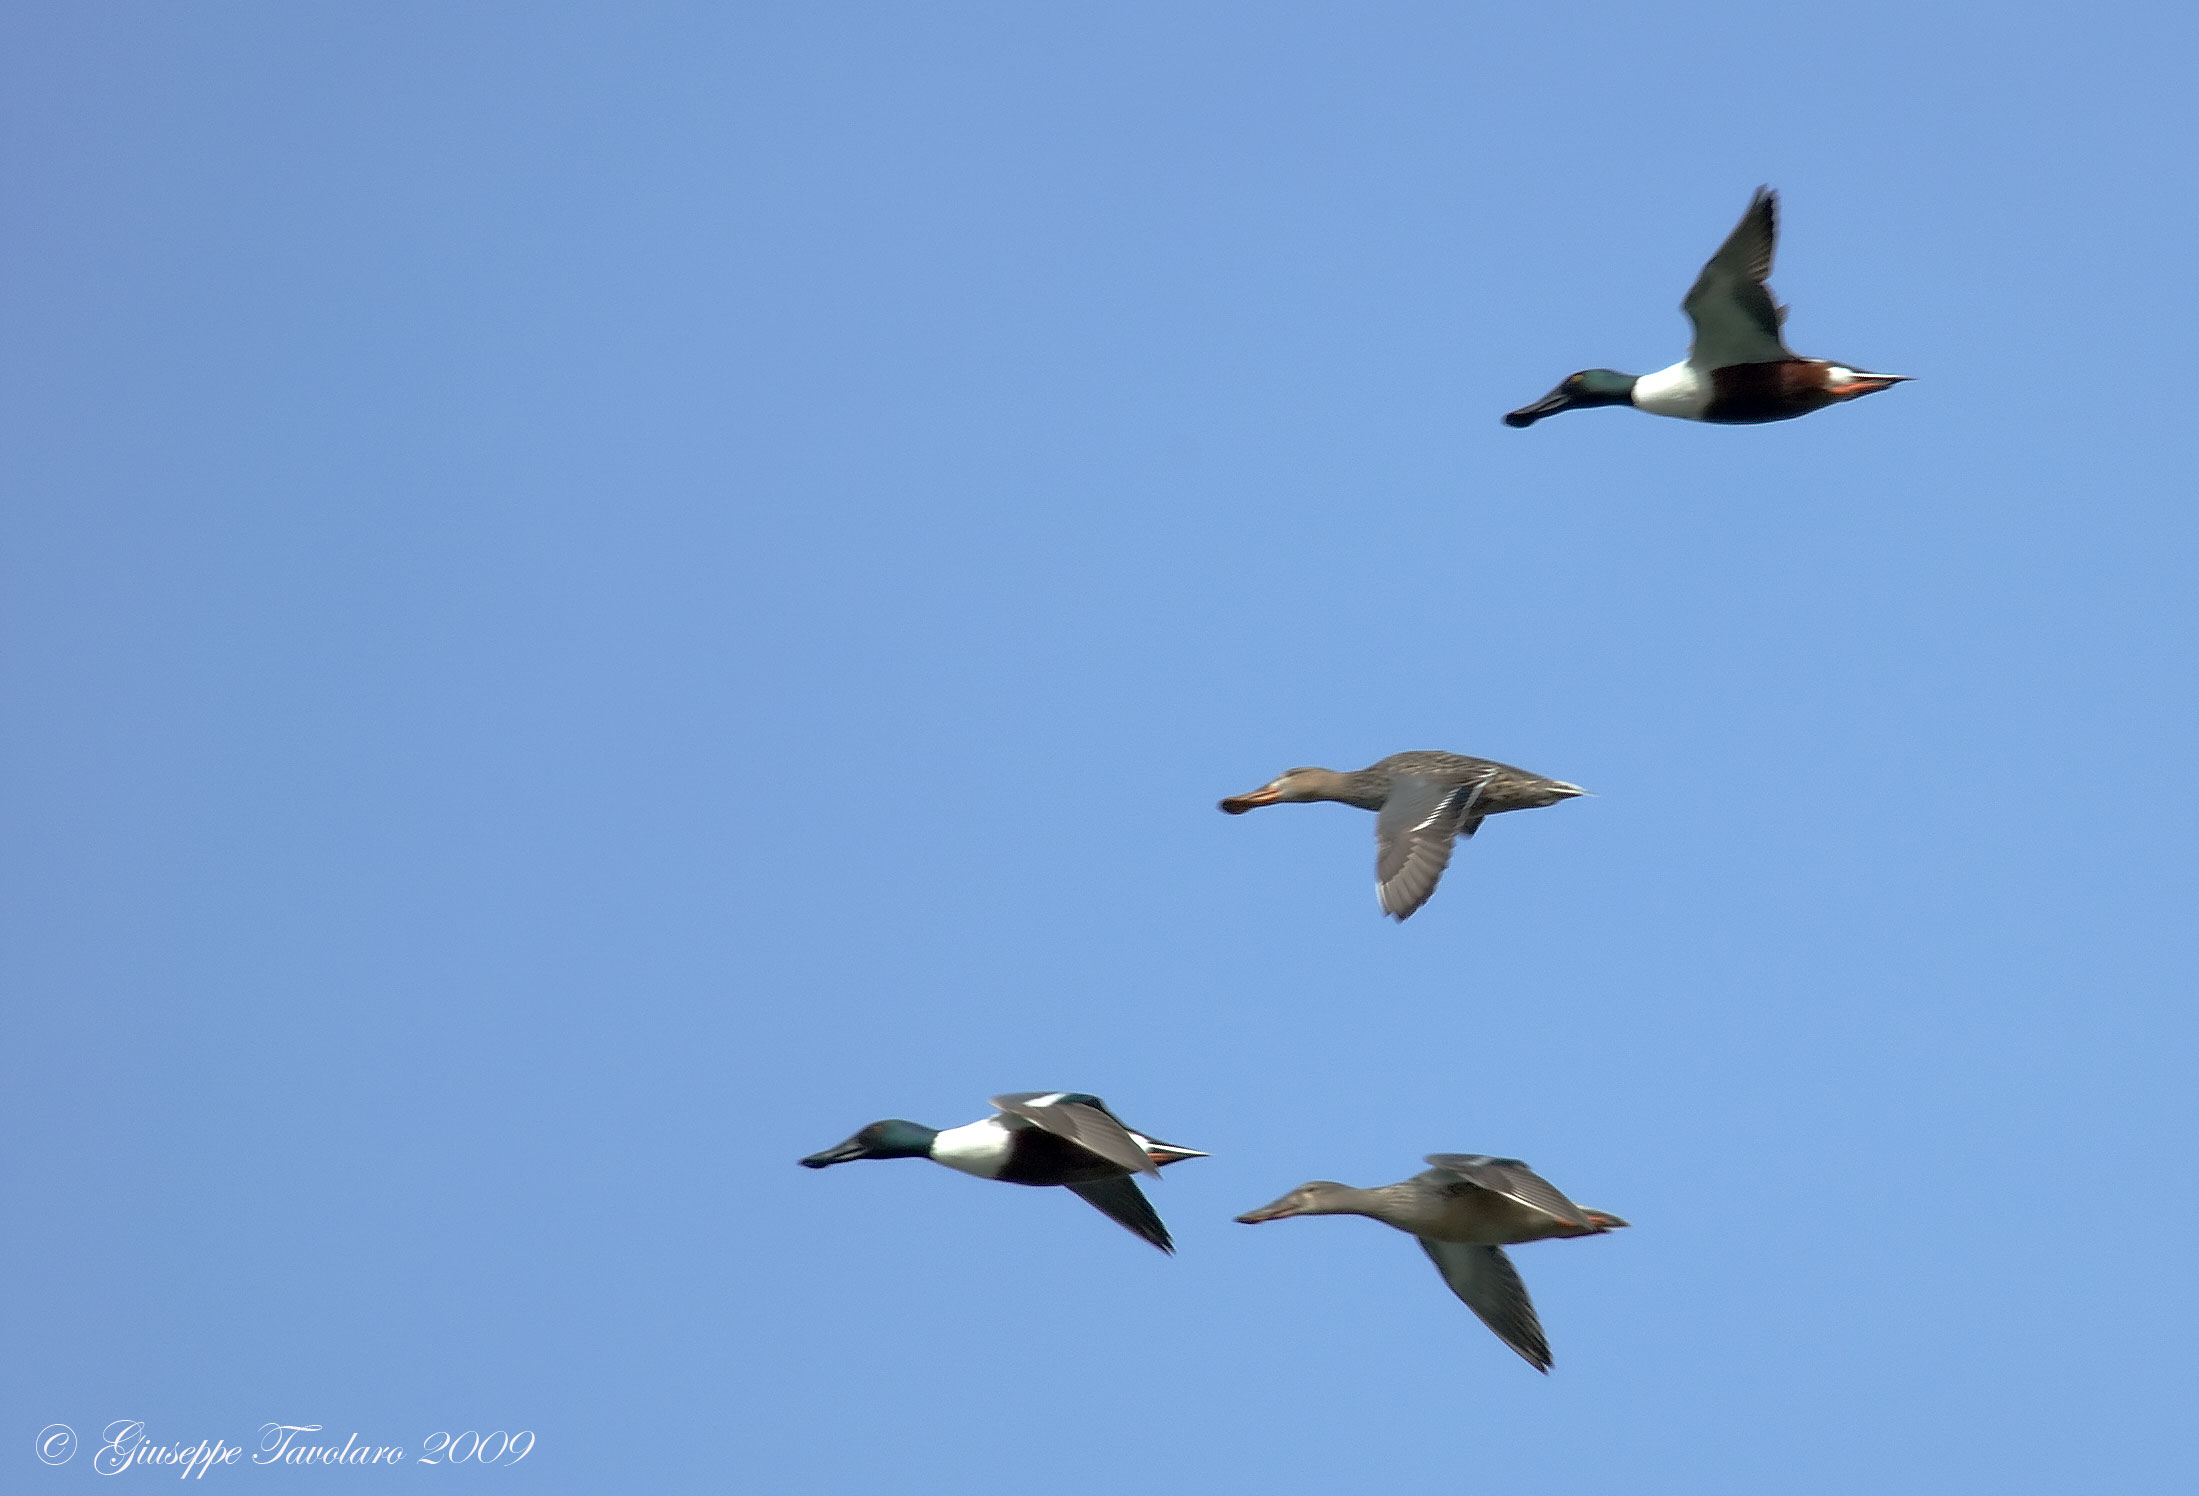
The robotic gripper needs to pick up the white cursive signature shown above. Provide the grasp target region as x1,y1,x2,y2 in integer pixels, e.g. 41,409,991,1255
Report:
94,1421,242,1479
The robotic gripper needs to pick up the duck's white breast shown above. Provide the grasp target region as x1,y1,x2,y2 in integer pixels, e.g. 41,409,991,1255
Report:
1631,359,1710,420
930,1118,1014,1178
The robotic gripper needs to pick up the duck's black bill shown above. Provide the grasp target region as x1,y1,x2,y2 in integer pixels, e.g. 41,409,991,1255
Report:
798,1134,871,1169
1503,386,1575,428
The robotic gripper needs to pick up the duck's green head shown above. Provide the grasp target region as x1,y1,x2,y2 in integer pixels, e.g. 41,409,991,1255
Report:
799,1119,938,1168
1503,369,1638,427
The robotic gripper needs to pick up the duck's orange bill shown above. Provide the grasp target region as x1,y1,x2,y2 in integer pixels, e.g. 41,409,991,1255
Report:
1218,786,1281,814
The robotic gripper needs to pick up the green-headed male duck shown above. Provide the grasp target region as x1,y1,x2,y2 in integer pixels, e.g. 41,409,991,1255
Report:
1505,187,1908,428
1237,1153,1627,1372
800,1092,1207,1253
1219,750,1585,921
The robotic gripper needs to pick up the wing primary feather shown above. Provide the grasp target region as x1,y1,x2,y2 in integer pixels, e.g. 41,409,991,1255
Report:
1067,1176,1174,1253
1419,1240,1552,1372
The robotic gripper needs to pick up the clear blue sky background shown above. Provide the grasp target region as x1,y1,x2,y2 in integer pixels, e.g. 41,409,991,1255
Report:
6,4,2196,1491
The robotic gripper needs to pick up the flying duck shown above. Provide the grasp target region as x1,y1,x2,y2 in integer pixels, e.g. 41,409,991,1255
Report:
1504,187,1908,427
1236,1153,1628,1372
1218,750,1585,921
799,1092,1208,1253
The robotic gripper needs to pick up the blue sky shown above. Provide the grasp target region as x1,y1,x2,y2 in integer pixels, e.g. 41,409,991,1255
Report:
5,3,2196,1491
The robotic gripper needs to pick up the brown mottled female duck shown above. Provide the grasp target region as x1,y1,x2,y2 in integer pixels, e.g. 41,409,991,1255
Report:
1236,1153,1627,1372
1504,186,1908,427
1219,750,1584,920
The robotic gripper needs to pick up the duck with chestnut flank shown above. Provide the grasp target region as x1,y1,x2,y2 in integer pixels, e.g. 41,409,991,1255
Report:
799,1092,1207,1253
1236,1154,1627,1372
1504,187,1908,428
1219,750,1585,920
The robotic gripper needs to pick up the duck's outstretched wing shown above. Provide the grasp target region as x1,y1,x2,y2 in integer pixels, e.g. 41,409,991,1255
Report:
1424,1154,1593,1230
1374,773,1489,921
1418,1240,1552,1372
1683,186,1793,368
1067,1175,1174,1253
991,1092,1158,1177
